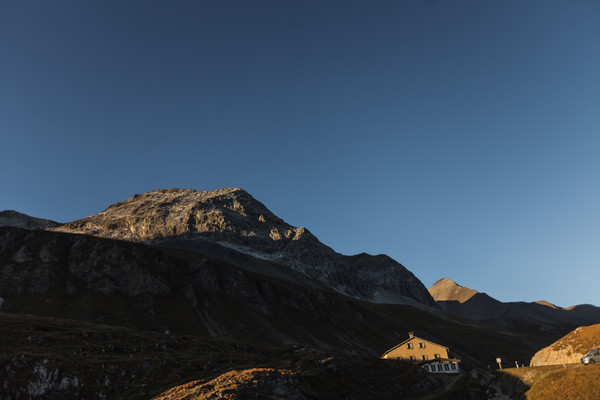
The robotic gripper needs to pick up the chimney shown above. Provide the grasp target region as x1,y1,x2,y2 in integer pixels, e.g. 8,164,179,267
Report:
408,332,414,338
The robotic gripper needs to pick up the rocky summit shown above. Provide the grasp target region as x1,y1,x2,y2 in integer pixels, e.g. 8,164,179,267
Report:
428,278,480,304
54,188,437,307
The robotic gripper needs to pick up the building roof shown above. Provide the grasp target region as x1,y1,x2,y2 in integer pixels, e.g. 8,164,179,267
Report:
380,334,449,359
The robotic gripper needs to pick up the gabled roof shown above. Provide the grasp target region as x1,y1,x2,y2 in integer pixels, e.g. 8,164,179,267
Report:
381,335,449,358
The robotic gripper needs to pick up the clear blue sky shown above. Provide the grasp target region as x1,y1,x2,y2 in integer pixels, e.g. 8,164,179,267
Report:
1,1,599,307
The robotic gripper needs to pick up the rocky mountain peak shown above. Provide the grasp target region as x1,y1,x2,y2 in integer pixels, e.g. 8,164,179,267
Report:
53,187,438,307
428,278,479,304
55,187,288,243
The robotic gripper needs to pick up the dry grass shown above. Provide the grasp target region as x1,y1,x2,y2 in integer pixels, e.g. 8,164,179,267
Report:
501,364,600,400
549,324,600,355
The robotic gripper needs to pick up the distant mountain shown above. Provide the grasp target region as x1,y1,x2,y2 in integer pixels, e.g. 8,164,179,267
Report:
428,278,503,319
428,278,479,303
0,210,60,230
535,300,559,309
53,188,437,307
429,278,600,341
530,324,600,366
564,304,600,321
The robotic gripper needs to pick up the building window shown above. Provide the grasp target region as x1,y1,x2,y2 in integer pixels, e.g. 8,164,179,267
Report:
422,355,428,361
444,364,450,371
437,364,443,371
410,356,416,361
419,342,426,348
407,343,413,349
451,363,457,370
423,365,429,372
434,354,441,359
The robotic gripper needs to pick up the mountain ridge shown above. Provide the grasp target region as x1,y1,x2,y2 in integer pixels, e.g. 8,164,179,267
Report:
430,278,600,312
429,278,600,342
50,187,437,307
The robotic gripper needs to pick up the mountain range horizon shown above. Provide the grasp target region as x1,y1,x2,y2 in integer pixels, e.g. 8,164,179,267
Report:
0,187,595,310
2,186,600,398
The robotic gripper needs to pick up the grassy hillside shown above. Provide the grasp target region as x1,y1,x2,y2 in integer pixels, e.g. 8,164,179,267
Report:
501,365,600,399
530,324,600,366
547,324,600,355
407,365,600,400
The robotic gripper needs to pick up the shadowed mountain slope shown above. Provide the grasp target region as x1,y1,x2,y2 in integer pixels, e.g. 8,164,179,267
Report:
0,226,537,369
53,188,437,307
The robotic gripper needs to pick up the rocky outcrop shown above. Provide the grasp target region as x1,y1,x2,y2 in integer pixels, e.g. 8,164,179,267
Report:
154,368,307,400
153,360,440,400
530,324,600,366
53,188,437,307
0,210,60,230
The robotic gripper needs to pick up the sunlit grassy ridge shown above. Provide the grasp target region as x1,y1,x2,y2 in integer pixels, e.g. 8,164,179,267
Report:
501,365,600,400
548,324,600,355
530,323,600,366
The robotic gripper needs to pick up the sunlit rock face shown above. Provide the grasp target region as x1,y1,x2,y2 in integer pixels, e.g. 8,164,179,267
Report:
54,188,437,307
429,278,505,319
530,324,600,366
429,278,480,304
